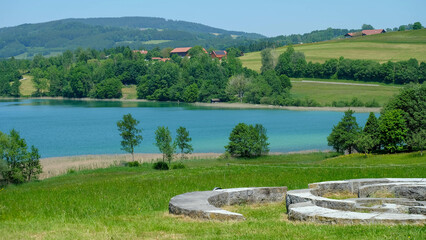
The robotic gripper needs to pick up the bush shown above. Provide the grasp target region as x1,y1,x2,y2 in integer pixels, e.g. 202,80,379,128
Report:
171,162,185,169
125,161,141,167
153,161,169,170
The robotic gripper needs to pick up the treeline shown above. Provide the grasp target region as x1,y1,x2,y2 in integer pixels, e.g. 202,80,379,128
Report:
0,46,293,105
328,83,425,155
274,46,426,84
234,28,357,53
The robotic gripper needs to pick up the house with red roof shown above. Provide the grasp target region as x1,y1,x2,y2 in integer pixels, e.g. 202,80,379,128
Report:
210,50,227,60
170,47,207,57
133,50,148,54
361,29,386,35
345,29,386,38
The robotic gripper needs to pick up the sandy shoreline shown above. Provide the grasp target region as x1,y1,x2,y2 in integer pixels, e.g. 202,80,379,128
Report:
2,97,381,112
39,150,329,179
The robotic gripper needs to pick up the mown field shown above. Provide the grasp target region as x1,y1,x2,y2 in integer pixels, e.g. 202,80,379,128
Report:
291,78,400,106
240,29,426,72
0,152,425,239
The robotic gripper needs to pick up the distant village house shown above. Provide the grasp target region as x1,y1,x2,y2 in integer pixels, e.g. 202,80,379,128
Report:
210,50,227,60
151,57,170,62
132,50,148,54
170,47,207,57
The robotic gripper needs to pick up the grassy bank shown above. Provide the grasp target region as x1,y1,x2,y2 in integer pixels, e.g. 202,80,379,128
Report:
240,29,426,72
0,152,425,239
291,78,400,106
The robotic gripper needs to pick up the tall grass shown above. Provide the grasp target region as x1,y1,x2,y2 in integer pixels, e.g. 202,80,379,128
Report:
0,152,424,239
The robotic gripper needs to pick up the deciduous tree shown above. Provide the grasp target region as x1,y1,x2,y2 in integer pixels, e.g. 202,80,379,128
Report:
155,126,174,164
174,127,193,159
117,114,143,161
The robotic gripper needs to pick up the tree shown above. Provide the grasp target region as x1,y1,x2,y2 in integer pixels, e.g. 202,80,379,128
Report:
327,110,361,154
0,130,42,184
355,133,377,157
260,48,275,73
362,24,374,30
379,109,407,153
226,75,250,102
406,130,426,155
117,114,143,161
92,78,122,99
183,83,199,103
383,84,425,137
225,123,269,158
413,22,423,30
174,126,193,159
10,78,21,97
155,126,174,164
363,112,380,150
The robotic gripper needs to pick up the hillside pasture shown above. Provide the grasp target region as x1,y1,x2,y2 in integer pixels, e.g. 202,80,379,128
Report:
240,29,426,72
291,78,400,106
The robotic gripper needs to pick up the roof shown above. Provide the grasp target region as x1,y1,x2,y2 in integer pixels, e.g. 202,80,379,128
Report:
170,47,208,54
345,32,362,37
170,47,192,53
151,57,170,62
362,29,385,35
133,50,148,54
212,50,227,56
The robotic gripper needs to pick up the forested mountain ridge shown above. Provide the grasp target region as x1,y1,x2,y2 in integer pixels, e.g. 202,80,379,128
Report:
0,17,264,59
60,17,265,38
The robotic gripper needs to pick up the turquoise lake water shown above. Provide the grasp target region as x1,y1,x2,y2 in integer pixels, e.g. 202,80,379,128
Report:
0,99,373,158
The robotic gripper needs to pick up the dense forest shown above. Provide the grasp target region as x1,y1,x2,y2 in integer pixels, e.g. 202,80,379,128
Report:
0,46,293,105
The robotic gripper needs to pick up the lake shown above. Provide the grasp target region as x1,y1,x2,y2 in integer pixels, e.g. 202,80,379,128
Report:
0,99,373,158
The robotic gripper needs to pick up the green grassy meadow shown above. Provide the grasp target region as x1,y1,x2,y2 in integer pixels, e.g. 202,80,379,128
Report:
240,29,426,72
19,75,36,97
0,152,425,239
290,78,400,106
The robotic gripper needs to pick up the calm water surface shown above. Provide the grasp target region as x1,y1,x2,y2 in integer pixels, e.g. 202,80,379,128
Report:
0,99,372,158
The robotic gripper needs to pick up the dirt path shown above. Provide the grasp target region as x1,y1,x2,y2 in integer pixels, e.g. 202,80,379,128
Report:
293,80,381,87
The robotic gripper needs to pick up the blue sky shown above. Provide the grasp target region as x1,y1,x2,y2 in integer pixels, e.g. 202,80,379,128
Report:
1,0,425,37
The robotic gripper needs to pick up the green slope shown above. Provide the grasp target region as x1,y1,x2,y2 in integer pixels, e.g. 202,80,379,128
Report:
240,29,426,72
0,152,424,239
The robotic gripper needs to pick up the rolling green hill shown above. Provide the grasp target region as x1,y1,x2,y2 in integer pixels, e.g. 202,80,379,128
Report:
240,29,426,72
0,17,265,59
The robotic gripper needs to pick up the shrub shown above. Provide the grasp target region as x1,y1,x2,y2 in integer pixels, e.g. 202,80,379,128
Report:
225,123,269,158
126,161,141,167
171,162,185,169
153,161,169,170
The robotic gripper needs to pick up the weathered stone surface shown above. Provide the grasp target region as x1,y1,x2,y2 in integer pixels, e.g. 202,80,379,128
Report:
169,187,287,221
287,178,426,225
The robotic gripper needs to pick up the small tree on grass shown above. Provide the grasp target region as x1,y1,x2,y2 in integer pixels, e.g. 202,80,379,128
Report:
225,123,269,158
327,110,361,154
155,126,175,164
174,126,193,159
355,133,377,157
0,130,42,184
406,130,426,156
117,113,143,161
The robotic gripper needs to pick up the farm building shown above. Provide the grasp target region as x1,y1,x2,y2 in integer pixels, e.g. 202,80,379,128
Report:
210,50,227,60
361,29,386,35
170,47,208,57
345,29,386,38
